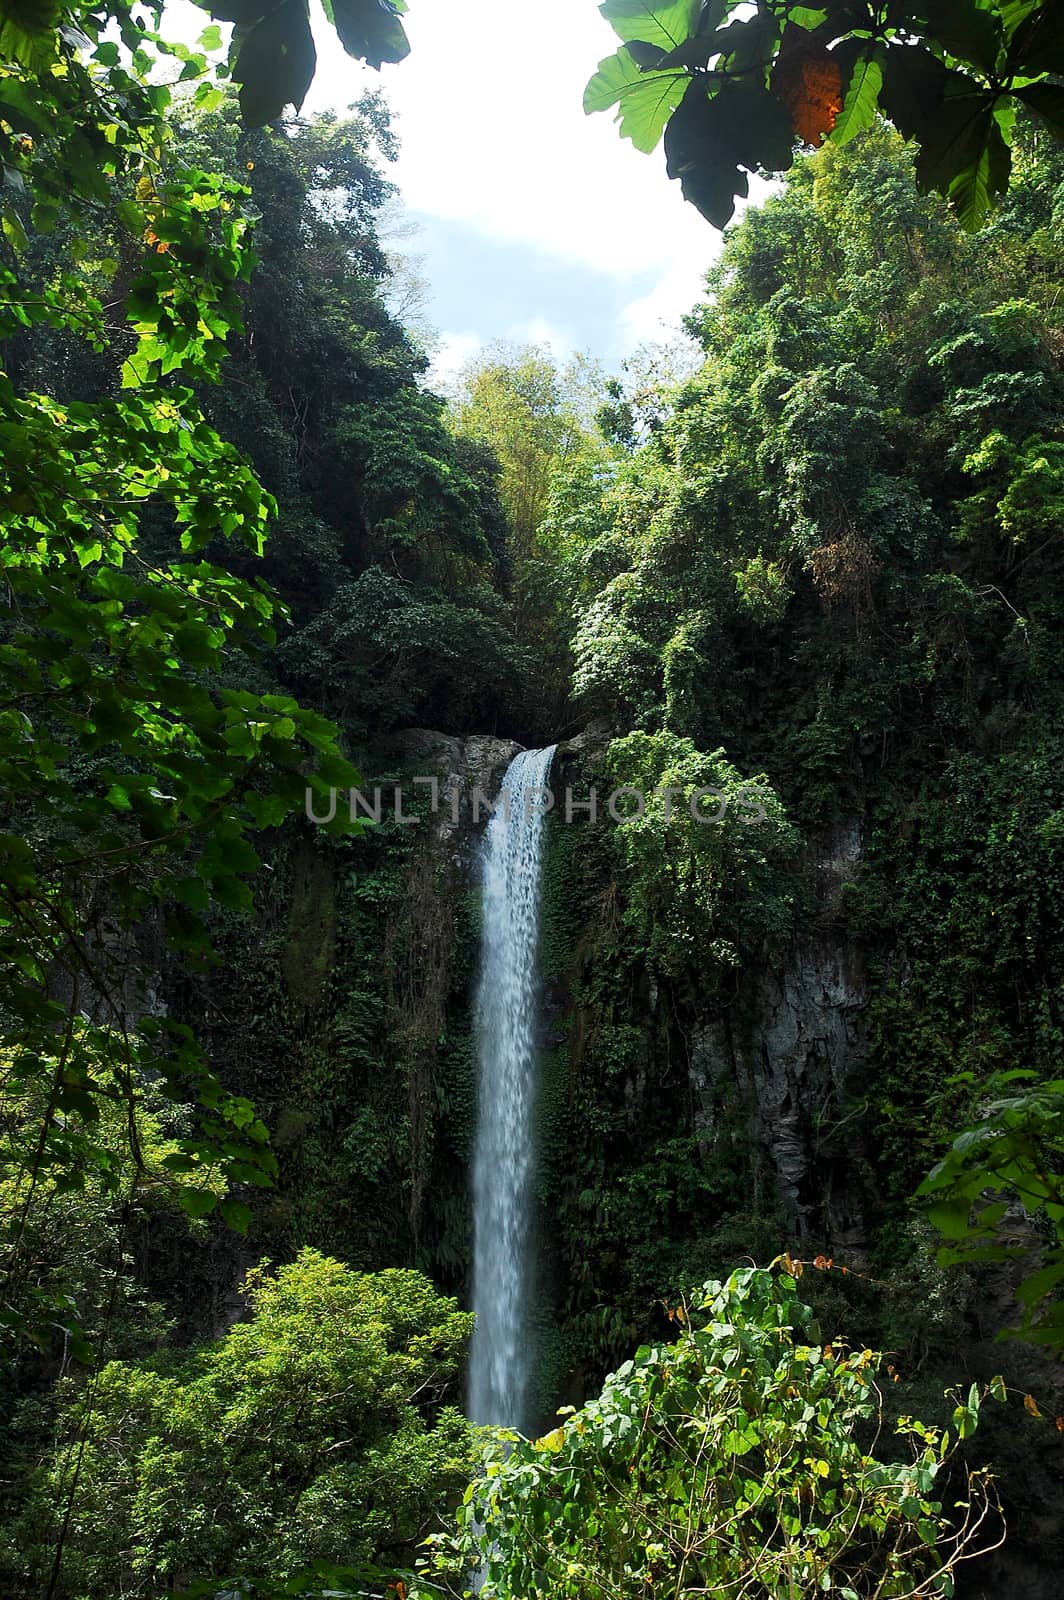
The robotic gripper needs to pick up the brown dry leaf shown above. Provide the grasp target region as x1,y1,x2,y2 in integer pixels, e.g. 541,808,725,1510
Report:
774,46,844,147
1024,1393,1042,1418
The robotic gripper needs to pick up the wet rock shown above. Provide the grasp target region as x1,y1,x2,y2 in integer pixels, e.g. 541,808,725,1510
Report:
386,728,522,839
691,819,869,1246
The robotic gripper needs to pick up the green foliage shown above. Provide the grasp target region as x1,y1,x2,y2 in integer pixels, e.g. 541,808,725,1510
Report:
0,0,414,132
522,126,1064,1438
3,1249,473,1596
278,567,532,736
449,343,610,558
166,109,531,738
920,1071,1064,1351
424,1266,1003,1599
446,344,616,725
586,0,1064,230
0,1062,216,1371
0,5,377,1365
2,20,1063,1597
603,730,800,982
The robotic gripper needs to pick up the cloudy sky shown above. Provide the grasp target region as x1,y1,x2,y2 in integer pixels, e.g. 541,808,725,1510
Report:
301,0,743,379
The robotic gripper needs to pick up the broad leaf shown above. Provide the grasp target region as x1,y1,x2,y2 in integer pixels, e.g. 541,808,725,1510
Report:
231,0,316,124
999,0,1039,37
219,1197,253,1232
879,42,1007,226
665,78,794,227
0,76,57,136
788,4,830,25
934,99,1011,228
1017,80,1064,140
625,38,668,67
714,11,780,76
878,43,953,142
831,43,884,145
1006,0,1064,73
584,49,688,152
0,0,59,70
599,0,701,51
322,0,410,68
916,0,1003,74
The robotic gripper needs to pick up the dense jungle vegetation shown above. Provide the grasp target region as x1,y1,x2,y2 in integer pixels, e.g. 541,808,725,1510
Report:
3,0,1064,1593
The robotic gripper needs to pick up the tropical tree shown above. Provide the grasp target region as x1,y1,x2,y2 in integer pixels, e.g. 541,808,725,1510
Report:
921,1071,1064,1353
601,730,800,985
3,1250,474,1596
449,345,607,561
0,0,360,1365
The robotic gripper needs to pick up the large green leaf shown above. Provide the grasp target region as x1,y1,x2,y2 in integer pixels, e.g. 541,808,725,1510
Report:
944,107,1011,228
878,43,953,141
915,0,1003,74
901,72,1006,224
665,78,794,228
712,11,779,75
599,0,701,51
832,43,884,145
231,0,316,124
584,48,688,152
0,75,55,135
625,38,669,66
998,0,1039,37
1006,0,1064,73
1016,79,1064,139
321,0,410,68
879,40,1008,225
0,0,58,69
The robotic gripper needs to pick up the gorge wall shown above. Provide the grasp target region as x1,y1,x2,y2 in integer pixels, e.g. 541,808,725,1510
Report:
139,717,1063,1591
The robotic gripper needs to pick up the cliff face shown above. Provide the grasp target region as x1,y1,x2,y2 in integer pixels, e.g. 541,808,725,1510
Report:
161,728,983,1332
545,733,876,1270
690,821,869,1248
385,730,523,843
147,723,1043,1326
153,730,524,1334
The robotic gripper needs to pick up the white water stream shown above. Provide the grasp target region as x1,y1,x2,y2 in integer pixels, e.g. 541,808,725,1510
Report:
468,745,556,1432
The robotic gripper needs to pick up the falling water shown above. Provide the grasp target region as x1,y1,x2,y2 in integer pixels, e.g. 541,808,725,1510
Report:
468,744,556,1433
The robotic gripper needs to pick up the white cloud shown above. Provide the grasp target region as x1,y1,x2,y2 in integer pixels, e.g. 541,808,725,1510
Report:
615,176,772,348
428,329,484,389
504,316,576,357
426,317,577,394
305,0,724,283
619,261,707,349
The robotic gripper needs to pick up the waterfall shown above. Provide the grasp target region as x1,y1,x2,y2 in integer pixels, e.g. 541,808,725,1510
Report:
468,744,556,1433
